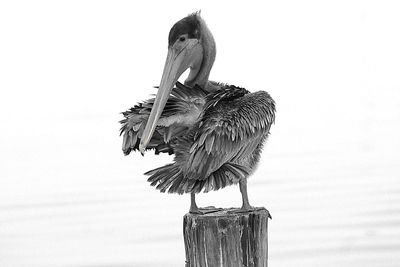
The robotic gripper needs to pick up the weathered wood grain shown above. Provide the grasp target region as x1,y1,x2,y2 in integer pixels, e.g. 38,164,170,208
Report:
183,208,269,267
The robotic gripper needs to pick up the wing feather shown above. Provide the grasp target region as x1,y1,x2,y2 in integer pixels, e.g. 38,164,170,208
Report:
175,90,275,181
120,82,206,155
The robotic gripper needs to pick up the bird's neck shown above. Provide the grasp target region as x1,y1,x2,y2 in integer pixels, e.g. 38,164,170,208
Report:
184,19,216,92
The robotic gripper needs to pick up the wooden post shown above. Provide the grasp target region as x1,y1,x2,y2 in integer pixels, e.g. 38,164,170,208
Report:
183,208,269,267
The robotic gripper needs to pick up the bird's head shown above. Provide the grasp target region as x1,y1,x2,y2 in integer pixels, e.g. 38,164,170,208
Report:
139,12,216,153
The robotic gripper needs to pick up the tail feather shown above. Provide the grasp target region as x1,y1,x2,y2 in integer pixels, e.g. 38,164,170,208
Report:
203,177,212,193
146,164,185,194
156,168,180,192
192,180,205,194
145,164,173,176
223,163,249,180
168,174,185,194
145,162,249,194
150,171,169,186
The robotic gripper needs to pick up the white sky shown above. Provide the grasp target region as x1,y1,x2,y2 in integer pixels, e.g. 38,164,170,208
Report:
1,0,399,118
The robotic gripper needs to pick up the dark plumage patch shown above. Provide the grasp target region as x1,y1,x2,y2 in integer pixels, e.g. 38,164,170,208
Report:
204,85,250,110
168,13,201,47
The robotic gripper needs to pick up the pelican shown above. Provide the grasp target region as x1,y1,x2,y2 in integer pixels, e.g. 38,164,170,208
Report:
120,12,275,214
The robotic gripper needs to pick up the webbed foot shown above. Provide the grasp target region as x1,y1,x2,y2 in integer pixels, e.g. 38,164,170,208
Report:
228,206,272,219
189,206,223,215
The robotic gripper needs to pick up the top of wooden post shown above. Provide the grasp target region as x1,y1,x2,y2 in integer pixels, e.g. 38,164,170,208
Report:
184,207,271,219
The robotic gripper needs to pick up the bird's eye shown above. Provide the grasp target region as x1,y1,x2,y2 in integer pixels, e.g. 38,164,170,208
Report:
179,36,186,42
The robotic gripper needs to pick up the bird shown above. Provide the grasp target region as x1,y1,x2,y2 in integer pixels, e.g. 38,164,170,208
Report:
120,12,275,214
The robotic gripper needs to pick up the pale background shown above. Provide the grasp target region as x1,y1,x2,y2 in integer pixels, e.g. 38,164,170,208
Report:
1,1,400,266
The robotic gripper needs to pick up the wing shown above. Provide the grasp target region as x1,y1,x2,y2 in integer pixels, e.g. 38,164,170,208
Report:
175,87,276,180
120,82,207,155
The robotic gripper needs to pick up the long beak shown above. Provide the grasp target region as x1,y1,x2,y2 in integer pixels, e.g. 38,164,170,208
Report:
139,47,188,154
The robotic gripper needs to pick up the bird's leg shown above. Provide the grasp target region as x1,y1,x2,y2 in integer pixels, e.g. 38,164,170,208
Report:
239,178,253,210
189,193,222,214
234,179,272,218
189,193,200,214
